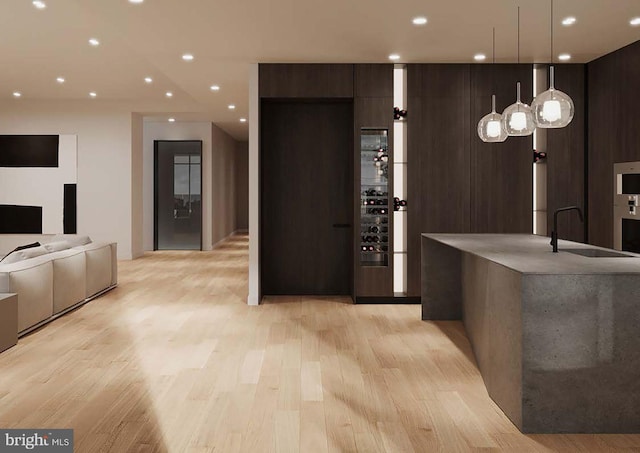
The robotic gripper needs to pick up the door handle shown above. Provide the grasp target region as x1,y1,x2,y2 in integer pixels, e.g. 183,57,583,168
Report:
332,223,351,228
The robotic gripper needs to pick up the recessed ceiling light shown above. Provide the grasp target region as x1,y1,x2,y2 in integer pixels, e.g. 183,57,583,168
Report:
228,104,236,110
89,92,97,97
474,54,486,61
89,38,100,46
168,118,175,122
182,53,194,61
631,17,640,26
412,16,427,25
240,118,247,123
558,53,571,61
32,1,46,9
388,54,401,61
144,77,153,83
56,77,65,83
562,16,576,26
210,85,220,91
166,92,173,97
12,92,21,98
129,0,144,3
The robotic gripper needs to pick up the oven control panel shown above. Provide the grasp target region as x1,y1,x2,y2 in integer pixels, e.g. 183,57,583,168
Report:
628,195,638,214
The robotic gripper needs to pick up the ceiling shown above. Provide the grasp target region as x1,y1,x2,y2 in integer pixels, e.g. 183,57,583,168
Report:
1,0,639,140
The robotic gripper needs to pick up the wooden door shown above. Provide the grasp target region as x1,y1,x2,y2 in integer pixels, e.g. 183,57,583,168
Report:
261,100,353,295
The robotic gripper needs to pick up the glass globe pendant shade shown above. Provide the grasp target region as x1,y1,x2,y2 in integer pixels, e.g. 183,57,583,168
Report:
501,82,535,136
477,95,508,142
532,66,574,128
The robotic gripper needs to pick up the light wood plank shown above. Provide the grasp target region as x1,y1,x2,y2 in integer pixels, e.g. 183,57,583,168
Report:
0,234,637,452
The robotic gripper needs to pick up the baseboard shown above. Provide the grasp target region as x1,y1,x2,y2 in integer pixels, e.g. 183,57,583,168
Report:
18,284,118,338
212,232,236,249
355,296,421,304
234,229,249,234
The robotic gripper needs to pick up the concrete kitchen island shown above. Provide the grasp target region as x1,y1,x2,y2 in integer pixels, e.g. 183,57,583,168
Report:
422,233,640,433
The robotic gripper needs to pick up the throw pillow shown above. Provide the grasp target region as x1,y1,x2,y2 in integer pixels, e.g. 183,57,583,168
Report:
52,234,92,247
43,240,72,253
18,246,49,260
0,242,41,263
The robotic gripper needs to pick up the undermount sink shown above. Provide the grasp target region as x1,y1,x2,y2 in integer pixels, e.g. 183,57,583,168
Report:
562,248,635,258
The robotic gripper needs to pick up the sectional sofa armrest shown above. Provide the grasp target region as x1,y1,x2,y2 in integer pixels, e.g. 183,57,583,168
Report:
72,242,117,297
0,257,54,333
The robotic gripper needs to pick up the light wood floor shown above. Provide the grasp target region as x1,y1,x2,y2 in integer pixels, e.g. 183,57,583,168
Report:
1,234,639,452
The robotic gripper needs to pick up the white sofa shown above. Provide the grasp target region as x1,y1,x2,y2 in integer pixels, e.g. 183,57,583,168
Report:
0,236,117,336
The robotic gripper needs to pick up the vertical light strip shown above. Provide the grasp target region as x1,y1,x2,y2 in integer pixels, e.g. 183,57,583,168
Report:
532,66,538,234
248,64,260,305
393,64,407,295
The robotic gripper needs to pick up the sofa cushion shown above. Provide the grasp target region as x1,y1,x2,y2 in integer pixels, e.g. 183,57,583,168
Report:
51,249,87,314
0,259,54,333
0,242,41,263
52,235,92,247
43,240,72,253
78,242,113,297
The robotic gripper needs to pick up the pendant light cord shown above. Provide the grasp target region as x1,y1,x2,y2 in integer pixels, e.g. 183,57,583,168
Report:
492,27,496,106
517,6,520,64
493,28,496,65
551,0,554,63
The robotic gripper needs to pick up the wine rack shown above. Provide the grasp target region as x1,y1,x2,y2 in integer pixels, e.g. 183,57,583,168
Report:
360,129,390,266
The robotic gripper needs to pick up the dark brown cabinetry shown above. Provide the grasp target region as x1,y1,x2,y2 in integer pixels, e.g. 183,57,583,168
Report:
542,64,586,243
259,63,542,303
353,65,395,300
259,64,397,302
407,64,533,297
588,40,640,248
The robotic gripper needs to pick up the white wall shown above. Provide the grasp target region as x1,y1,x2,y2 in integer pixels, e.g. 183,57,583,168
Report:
211,123,238,246
131,113,144,258
0,101,135,259
142,121,213,251
0,101,244,260
235,141,249,231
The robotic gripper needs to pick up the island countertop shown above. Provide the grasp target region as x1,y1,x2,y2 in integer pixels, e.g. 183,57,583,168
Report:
422,233,640,274
421,233,640,433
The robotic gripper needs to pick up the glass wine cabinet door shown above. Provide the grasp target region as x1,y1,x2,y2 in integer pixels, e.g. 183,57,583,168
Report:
360,129,389,266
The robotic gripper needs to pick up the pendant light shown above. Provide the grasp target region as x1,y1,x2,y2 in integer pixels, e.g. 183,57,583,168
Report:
532,0,575,128
501,7,535,137
477,28,508,143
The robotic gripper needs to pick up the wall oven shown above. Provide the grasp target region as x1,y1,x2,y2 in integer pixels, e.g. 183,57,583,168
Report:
614,161,640,252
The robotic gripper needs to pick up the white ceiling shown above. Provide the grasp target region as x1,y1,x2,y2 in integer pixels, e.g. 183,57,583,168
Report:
1,0,639,140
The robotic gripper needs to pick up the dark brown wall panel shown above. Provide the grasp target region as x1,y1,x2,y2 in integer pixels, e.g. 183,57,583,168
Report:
407,65,471,296
470,64,533,234
354,64,394,298
588,40,640,248
407,64,534,296
545,64,586,243
470,136,533,233
259,64,354,98
355,64,393,98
